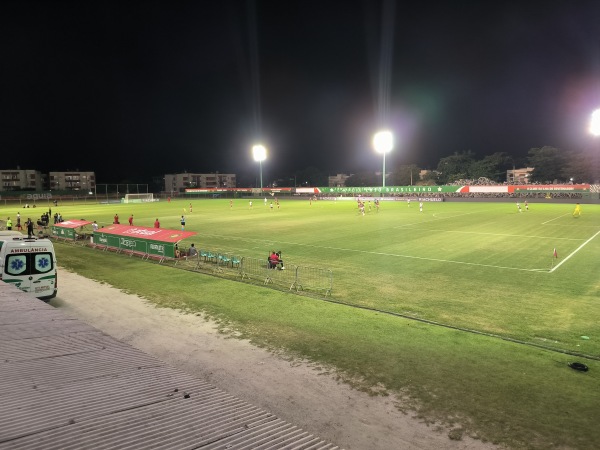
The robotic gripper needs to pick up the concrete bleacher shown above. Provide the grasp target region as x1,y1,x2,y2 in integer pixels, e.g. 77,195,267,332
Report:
0,282,339,449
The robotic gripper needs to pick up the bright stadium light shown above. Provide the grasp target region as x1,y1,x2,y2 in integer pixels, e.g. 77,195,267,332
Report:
252,144,267,193
372,130,394,189
590,109,600,136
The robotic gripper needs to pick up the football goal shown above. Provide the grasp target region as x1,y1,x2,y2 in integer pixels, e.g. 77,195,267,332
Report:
124,193,155,203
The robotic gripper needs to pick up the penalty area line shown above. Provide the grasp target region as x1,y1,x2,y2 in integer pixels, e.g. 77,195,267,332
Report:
542,213,570,225
549,229,600,273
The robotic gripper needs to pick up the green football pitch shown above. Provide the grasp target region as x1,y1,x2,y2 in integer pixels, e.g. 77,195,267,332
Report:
29,198,599,351
3,198,599,448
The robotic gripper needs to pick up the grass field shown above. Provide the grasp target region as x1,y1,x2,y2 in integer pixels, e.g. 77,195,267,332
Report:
3,197,599,448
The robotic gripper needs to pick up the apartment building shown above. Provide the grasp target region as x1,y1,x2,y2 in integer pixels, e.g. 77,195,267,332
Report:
0,169,43,191
49,171,96,191
164,172,236,193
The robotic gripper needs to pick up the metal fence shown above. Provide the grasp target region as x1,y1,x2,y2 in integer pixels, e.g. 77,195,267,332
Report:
239,257,298,290
80,241,333,297
295,265,333,296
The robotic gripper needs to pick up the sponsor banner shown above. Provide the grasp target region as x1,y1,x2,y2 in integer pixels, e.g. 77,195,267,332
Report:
186,188,253,193
97,225,196,243
52,219,93,229
51,226,75,239
318,186,463,194
508,184,590,193
185,187,292,194
93,225,196,259
296,188,319,194
467,186,508,193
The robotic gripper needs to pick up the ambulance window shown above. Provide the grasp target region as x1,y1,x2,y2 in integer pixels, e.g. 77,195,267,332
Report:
6,255,28,275
33,253,53,274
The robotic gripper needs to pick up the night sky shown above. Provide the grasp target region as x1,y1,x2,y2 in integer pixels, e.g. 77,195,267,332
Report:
2,0,600,184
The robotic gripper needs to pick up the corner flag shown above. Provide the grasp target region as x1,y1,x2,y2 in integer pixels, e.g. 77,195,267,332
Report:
553,248,558,258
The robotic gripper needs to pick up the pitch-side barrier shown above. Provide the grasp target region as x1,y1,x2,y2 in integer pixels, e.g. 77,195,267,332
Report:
79,241,333,296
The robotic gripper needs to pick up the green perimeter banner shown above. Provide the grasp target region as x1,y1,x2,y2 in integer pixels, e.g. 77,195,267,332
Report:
51,220,93,240
93,225,196,258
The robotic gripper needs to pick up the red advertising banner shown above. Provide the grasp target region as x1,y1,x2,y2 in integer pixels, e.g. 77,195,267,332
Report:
97,224,196,243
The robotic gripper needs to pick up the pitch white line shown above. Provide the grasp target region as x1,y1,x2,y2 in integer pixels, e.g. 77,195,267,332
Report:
202,233,546,272
392,209,490,229
418,229,584,241
549,229,600,273
542,213,570,225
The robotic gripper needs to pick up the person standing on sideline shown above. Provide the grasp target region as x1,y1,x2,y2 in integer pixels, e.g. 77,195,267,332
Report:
16,212,21,230
180,215,186,231
92,221,99,232
154,218,160,228
6,217,12,230
26,218,34,238
113,214,119,224
128,214,134,225
419,202,423,213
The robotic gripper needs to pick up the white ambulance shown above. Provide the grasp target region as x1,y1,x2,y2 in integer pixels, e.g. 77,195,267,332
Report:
0,231,57,301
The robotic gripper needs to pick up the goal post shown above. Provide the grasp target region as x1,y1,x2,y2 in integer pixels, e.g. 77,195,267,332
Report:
124,193,155,203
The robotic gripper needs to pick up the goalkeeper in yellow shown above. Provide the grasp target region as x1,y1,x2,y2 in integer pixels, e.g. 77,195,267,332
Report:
573,203,582,217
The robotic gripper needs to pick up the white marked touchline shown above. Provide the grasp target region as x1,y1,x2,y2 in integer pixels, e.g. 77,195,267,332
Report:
202,233,546,272
542,213,570,225
393,209,491,229
417,229,584,241
549,229,600,273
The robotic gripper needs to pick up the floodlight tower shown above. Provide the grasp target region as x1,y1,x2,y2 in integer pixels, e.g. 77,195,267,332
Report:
252,144,267,194
372,130,394,191
589,109,600,184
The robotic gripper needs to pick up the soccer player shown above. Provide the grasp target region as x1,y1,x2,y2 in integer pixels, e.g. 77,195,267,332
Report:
128,214,133,225
180,215,186,231
419,202,423,212
154,218,160,228
573,203,582,217
407,199,411,207
525,200,529,211
230,200,233,209
189,203,193,213
517,202,522,213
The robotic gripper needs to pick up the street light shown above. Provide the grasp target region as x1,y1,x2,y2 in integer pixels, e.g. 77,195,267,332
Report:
252,144,267,193
589,109,600,183
372,130,394,190
589,109,600,136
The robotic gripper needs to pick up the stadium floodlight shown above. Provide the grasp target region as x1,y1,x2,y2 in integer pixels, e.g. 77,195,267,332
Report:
252,144,267,193
590,109,600,136
372,130,394,189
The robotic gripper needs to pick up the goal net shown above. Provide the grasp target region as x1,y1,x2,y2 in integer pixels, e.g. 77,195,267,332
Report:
124,193,154,203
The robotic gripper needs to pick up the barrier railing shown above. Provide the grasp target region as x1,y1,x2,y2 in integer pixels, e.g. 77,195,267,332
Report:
239,257,297,289
83,242,333,296
295,266,333,296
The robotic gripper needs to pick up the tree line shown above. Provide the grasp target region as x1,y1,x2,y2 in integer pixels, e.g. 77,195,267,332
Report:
343,146,599,186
